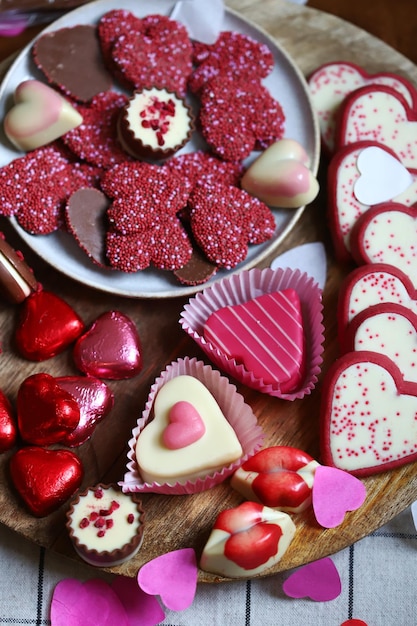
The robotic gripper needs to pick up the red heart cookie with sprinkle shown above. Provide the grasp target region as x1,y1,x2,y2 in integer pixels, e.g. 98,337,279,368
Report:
337,263,417,338
231,446,319,513
350,202,417,288
0,389,17,453
73,310,142,379
308,61,417,154
320,351,417,476
336,85,417,171
15,290,84,361
200,501,296,578
9,446,83,517
17,372,80,446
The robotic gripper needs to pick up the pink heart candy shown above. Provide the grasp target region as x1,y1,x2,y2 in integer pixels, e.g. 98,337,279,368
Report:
137,548,198,611
50,578,129,626
312,465,366,528
283,557,342,601
163,401,206,449
73,310,142,379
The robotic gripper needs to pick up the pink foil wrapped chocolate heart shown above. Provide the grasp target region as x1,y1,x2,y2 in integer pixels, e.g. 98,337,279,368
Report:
73,310,142,379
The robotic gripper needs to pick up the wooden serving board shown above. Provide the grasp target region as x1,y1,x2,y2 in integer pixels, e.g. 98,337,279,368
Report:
1,0,417,583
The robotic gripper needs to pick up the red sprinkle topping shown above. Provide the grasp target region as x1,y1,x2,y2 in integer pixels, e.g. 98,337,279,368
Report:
127,513,135,524
94,488,104,499
79,517,89,529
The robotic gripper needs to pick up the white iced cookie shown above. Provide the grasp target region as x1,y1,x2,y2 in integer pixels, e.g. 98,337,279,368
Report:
4,79,83,151
135,375,243,485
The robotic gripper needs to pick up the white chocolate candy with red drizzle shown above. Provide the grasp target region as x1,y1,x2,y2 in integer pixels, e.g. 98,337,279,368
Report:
200,501,296,578
117,86,194,160
4,79,83,151
135,375,243,485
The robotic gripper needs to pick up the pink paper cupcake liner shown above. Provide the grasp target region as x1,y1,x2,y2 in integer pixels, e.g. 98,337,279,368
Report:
120,356,264,495
179,267,325,399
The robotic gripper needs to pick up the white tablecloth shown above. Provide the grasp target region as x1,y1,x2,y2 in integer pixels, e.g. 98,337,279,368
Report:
0,504,415,625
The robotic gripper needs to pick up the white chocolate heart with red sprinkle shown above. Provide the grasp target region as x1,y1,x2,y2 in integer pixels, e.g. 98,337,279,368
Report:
321,351,417,475
4,79,83,151
351,203,417,288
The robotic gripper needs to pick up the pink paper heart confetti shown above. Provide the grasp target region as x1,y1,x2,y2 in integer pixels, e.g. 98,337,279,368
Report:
50,578,129,626
111,576,165,626
312,465,367,528
282,557,342,602
138,548,198,611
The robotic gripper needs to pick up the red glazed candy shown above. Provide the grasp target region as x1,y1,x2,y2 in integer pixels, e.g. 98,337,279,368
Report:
15,290,85,361
17,372,80,446
9,446,83,517
0,389,17,453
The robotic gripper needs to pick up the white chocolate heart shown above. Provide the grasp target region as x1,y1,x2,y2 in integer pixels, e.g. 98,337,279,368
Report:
135,375,243,485
354,146,414,205
4,79,83,151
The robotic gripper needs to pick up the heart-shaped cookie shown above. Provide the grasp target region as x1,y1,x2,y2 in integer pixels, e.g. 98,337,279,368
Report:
336,85,417,171
9,446,83,516
135,374,243,485
351,202,417,288
308,61,417,154
0,389,17,453
337,263,417,337
320,351,417,475
4,79,82,152
15,289,85,361
200,501,296,578
55,376,114,447
73,310,142,379
231,445,319,513
17,372,80,446
327,141,417,262
343,303,417,382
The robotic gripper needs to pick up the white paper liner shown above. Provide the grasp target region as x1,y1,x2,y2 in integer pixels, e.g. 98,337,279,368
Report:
120,356,264,495
179,267,324,399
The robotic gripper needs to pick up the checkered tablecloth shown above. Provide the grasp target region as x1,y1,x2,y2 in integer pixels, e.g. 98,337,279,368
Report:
0,504,415,626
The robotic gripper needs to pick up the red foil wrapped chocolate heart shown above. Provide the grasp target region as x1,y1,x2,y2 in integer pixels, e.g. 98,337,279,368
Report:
15,290,85,361
0,389,17,452
9,446,83,517
56,376,114,447
17,372,80,445
73,310,142,379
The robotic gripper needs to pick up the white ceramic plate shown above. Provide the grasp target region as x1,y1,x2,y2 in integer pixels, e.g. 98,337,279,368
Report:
0,0,319,298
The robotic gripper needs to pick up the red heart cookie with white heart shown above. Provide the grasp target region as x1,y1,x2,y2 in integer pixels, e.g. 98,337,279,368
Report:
0,389,17,453
9,446,83,517
231,446,319,513
320,351,417,476
200,501,296,578
350,202,417,288
336,85,417,171
327,141,417,262
308,61,417,154
343,303,417,383
17,372,80,446
337,263,417,337
15,289,85,361
73,310,142,379
55,376,114,447
4,79,82,152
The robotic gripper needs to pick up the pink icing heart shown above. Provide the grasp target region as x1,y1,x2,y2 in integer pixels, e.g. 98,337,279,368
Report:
283,557,342,601
73,310,142,379
351,202,417,288
137,548,198,611
50,578,129,626
312,465,366,528
111,576,165,626
163,400,206,449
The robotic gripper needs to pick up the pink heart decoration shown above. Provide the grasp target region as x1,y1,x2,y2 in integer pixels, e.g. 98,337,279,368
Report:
111,576,165,626
163,400,206,449
283,557,342,601
137,548,198,611
312,465,366,528
73,310,142,379
50,578,129,626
